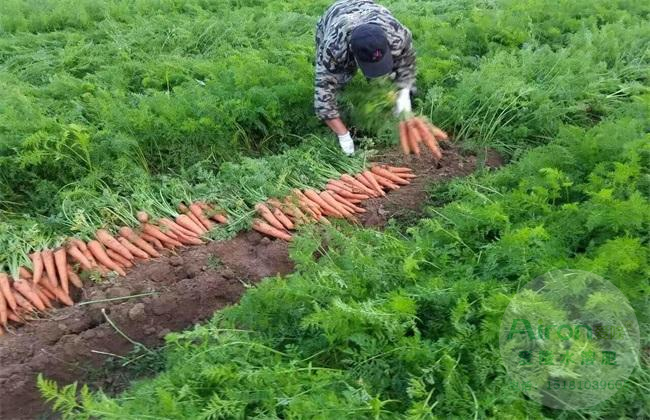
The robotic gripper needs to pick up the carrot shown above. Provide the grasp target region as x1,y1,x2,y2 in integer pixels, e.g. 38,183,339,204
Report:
331,192,366,213
118,227,160,257
384,165,413,174
117,237,149,259
373,174,400,190
327,179,356,193
69,238,88,252
67,265,83,289
140,232,165,251
29,252,44,284
255,203,287,231
19,266,32,280
304,189,342,217
142,223,183,247
0,273,17,311
81,248,97,268
363,171,386,196
106,248,133,269
37,283,56,301
34,285,53,309
14,290,35,312
371,166,410,185
272,207,295,230
96,229,135,261
355,173,381,197
326,184,369,201
159,218,197,239
340,175,376,196
67,246,93,271
252,219,292,241
320,191,353,217
13,279,46,311
189,203,215,231
421,118,449,141
185,210,206,233
137,211,150,223
414,118,442,159
40,276,74,306
175,214,205,236
407,120,421,156
0,288,7,326
399,121,411,155
54,248,69,296
87,240,127,276
7,309,24,323
42,249,58,287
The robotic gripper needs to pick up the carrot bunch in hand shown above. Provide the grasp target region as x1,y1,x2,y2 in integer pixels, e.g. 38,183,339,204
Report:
398,116,448,159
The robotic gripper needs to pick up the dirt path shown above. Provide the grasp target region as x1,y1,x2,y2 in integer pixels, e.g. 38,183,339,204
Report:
0,145,493,419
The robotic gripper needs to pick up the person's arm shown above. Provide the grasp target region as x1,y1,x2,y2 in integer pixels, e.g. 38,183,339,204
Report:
392,27,417,116
325,117,348,135
315,63,355,155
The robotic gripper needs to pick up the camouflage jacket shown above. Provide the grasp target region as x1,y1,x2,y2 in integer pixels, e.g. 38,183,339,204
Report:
314,0,416,120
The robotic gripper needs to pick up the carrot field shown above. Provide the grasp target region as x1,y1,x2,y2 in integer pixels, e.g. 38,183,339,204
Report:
1,0,649,418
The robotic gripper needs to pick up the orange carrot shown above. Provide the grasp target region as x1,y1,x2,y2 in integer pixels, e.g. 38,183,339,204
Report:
19,266,32,280
363,171,386,196
14,290,35,312
69,238,88,252
67,246,93,270
42,249,58,287
407,120,421,156
159,218,197,239
330,192,366,213
117,237,149,259
255,203,287,231
371,166,410,185
304,189,342,217
399,121,411,155
142,223,183,247
414,118,442,159
7,309,24,323
320,191,353,217
373,174,400,190
340,175,376,196
327,179,356,193
96,229,134,261
66,265,83,289
189,203,215,231
137,211,150,223
34,285,53,309
185,209,206,232
271,199,309,225
421,118,449,141
140,232,165,251
326,184,369,201
82,248,97,268
29,252,44,284
384,165,413,174
118,227,160,258
87,240,127,276
54,248,69,295
0,273,17,311
13,279,46,311
272,208,295,230
37,283,56,301
175,214,205,236
40,276,74,306
355,173,380,197
252,219,292,241
0,288,7,326
106,248,133,268
199,203,229,224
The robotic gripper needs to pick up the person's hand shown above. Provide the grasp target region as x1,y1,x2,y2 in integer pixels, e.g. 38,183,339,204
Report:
337,131,355,156
395,87,412,115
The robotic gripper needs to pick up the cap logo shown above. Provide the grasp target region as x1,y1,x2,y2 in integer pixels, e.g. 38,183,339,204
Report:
372,49,383,61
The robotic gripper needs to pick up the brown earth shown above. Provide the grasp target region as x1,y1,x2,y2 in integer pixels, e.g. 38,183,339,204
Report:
0,145,495,419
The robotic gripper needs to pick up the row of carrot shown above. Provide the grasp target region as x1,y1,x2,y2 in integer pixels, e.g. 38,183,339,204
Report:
0,164,413,334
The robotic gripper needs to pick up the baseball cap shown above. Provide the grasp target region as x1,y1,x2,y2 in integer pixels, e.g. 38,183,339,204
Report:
350,24,393,78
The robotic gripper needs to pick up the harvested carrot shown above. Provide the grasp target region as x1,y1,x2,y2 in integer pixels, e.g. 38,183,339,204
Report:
42,249,58,287
69,238,88,252
7,309,24,323
363,171,386,196
54,248,69,296
199,203,229,224
371,166,410,185
189,203,215,231
414,118,442,159
29,252,44,285
19,266,32,280
252,219,292,241
399,121,411,155
373,174,400,190
160,218,197,238
185,210,206,232
117,237,149,259
107,248,133,269
422,118,449,141
13,279,46,311
0,288,7,326
81,248,97,268
340,175,376,196
87,240,127,276
355,173,380,197
320,191,353,217
14,291,35,312
304,189,342,217
327,184,369,201
96,229,134,261
137,211,150,223
140,232,165,251
66,265,83,289
37,283,56,301
0,273,17,311
255,203,287,231
67,246,93,270
142,223,183,247
384,165,413,173
34,285,53,309
331,192,366,213
327,179,355,193
407,120,421,156
272,207,295,230
176,214,205,236
118,227,160,258
40,277,74,306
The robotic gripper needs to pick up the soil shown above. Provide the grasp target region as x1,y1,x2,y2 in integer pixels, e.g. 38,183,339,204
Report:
0,145,497,419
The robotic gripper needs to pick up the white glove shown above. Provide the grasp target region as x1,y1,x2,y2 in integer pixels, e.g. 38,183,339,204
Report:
337,132,355,156
395,87,412,115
